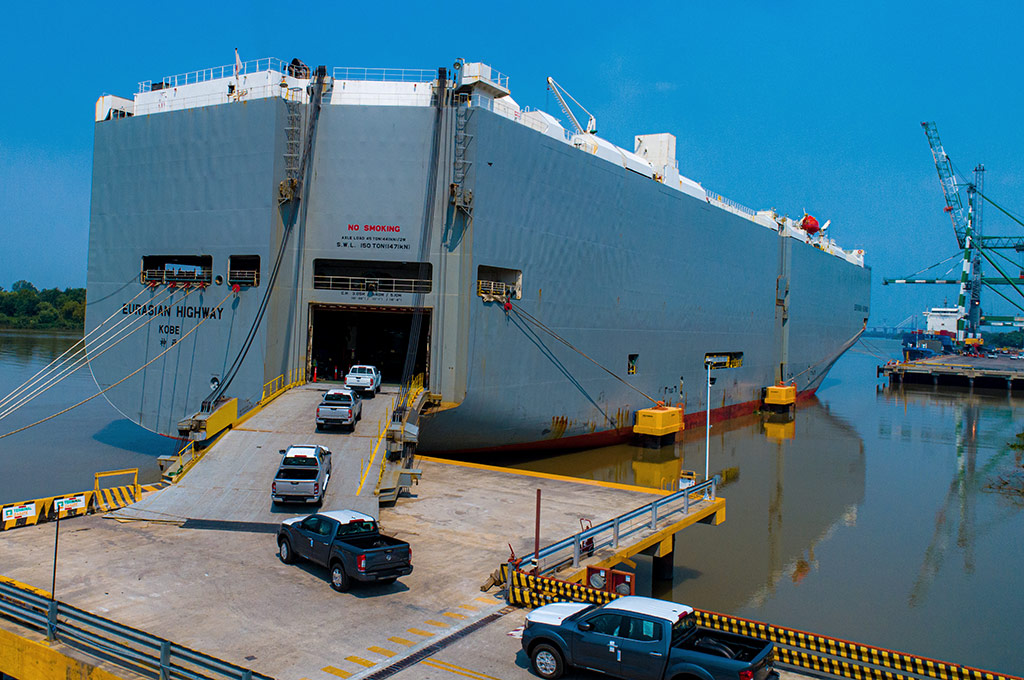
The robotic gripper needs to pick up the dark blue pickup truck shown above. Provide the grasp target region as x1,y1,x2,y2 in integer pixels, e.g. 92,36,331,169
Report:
277,510,412,592
521,596,777,680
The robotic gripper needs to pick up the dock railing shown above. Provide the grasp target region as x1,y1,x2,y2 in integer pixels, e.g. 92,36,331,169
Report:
519,477,719,578
0,579,271,680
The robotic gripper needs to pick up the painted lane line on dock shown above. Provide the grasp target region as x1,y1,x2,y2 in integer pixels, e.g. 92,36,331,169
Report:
442,612,467,620
420,658,502,680
416,455,672,496
407,627,435,637
322,666,353,678
424,619,450,628
367,646,397,658
388,636,415,647
457,604,478,611
346,656,376,668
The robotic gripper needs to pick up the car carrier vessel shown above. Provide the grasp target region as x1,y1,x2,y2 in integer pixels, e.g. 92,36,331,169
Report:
86,56,871,453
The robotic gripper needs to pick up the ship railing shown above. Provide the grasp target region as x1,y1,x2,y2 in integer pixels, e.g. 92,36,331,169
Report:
705,190,758,219
455,93,552,135
312,275,432,294
139,57,290,92
227,270,260,287
262,365,307,404
333,67,437,83
477,280,516,298
374,373,424,494
132,82,308,117
518,477,719,578
140,268,213,285
163,441,199,483
0,579,271,680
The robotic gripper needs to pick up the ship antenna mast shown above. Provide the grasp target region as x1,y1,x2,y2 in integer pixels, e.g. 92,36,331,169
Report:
546,77,596,135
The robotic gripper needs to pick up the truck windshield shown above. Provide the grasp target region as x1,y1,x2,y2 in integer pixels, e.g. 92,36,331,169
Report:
671,612,698,644
323,393,352,404
336,520,378,538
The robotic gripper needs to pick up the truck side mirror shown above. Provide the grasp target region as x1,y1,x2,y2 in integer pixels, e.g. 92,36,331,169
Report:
279,449,286,455
578,622,592,631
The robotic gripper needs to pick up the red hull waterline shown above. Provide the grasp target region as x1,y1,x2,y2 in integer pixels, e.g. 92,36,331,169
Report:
424,388,817,457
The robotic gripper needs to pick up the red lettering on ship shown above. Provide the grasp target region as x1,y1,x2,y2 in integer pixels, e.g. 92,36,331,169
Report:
348,224,360,231
363,224,401,232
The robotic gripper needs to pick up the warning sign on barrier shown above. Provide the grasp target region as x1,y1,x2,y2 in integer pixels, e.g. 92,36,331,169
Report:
55,495,87,513
2,503,35,522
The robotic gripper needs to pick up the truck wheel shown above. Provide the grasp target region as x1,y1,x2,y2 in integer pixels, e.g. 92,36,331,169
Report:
330,562,351,592
530,643,564,679
278,538,295,564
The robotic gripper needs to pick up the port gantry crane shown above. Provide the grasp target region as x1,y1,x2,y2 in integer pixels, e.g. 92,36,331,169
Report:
883,122,1024,341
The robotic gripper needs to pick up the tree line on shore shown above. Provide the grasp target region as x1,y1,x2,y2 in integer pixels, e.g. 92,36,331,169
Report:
0,281,85,331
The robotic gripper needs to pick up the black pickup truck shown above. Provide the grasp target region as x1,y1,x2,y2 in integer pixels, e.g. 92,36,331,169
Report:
521,596,777,680
277,510,412,592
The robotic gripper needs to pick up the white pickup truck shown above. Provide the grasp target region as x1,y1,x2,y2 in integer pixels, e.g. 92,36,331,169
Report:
344,365,381,396
271,445,332,505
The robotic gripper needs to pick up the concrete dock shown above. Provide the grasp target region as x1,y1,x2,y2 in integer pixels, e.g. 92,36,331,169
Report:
880,354,1024,390
0,455,676,679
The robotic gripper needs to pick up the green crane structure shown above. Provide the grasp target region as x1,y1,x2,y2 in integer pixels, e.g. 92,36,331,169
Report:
882,122,1024,338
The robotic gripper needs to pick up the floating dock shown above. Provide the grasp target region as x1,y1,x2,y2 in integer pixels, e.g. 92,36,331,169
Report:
880,355,1024,390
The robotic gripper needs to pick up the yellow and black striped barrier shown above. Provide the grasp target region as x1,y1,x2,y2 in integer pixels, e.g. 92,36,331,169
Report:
501,564,1022,680
0,469,162,532
504,565,617,608
695,610,1022,680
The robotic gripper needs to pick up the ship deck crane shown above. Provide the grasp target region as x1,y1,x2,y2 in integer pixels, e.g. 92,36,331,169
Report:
546,77,596,135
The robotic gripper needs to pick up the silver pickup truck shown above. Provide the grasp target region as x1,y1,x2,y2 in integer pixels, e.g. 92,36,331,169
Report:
271,445,332,505
316,389,362,431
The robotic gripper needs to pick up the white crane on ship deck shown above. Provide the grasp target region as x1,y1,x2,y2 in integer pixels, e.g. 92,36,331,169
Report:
546,77,597,135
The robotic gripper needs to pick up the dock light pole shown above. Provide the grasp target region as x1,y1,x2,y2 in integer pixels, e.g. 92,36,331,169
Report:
703,352,744,491
705,361,712,484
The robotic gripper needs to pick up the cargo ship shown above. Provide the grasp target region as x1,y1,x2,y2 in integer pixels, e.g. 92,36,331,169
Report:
86,56,870,453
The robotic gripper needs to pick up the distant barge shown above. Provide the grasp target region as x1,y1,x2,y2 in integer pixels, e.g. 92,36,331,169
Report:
880,355,1024,390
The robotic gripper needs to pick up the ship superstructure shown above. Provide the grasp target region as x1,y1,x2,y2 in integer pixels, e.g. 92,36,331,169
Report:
87,56,870,452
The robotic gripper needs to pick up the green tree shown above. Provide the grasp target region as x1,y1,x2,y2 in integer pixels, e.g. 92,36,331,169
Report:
36,302,59,326
11,280,37,293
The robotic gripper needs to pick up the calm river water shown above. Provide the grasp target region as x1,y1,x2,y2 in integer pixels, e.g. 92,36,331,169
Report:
0,331,1021,674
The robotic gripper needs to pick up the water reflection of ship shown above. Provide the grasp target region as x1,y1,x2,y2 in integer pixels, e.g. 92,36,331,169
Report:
662,398,866,613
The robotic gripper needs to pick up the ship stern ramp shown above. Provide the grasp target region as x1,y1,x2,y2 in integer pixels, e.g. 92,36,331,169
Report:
111,384,392,523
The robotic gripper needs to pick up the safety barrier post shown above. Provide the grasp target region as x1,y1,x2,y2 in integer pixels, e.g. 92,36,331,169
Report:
159,640,171,680
650,501,658,530
612,518,620,548
572,534,580,568
47,600,57,641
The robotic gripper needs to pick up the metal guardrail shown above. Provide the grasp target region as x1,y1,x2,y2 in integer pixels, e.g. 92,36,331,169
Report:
140,57,290,92
0,579,271,680
312,275,431,294
521,477,719,577
132,83,308,117
333,67,436,82
705,190,758,218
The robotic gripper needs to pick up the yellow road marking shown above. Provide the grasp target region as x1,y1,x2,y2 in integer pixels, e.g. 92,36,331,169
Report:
345,656,375,668
417,455,671,495
425,619,450,627
367,646,396,658
458,604,478,611
474,597,499,605
421,658,502,680
408,627,435,636
443,612,467,620
388,636,415,646
321,666,352,678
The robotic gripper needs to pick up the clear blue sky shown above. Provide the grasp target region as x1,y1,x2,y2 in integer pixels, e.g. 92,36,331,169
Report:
2,0,1023,325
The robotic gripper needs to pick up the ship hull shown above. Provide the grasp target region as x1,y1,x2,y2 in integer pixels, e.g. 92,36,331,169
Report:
85,72,870,453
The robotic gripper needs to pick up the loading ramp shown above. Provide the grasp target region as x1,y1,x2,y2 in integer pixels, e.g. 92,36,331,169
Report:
112,383,413,523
